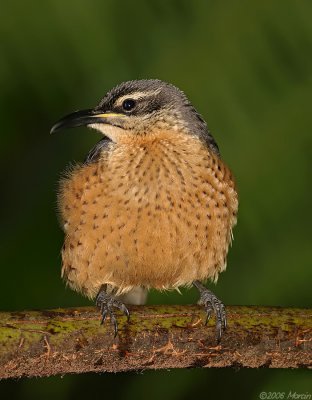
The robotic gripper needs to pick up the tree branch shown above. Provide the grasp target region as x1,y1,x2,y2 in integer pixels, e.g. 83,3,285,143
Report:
0,305,311,378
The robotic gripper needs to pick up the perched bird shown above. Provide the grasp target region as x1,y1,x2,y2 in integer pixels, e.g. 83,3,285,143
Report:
51,79,238,341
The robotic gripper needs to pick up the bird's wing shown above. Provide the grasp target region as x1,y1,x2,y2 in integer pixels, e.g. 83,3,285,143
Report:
84,137,112,164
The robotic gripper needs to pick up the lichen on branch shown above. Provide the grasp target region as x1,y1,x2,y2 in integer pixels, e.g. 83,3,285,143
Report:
0,305,311,378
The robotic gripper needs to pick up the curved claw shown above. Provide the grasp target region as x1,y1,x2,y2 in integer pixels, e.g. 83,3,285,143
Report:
120,303,130,322
101,309,108,325
221,303,227,330
109,311,118,337
204,304,213,325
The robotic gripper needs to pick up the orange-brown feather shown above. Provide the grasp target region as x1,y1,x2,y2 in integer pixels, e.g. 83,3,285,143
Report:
58,131,238,298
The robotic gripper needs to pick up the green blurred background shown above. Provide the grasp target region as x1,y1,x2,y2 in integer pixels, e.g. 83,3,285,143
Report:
0,0,311,398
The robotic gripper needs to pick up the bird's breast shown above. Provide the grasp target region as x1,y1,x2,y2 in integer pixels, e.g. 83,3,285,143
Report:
58,135,238,296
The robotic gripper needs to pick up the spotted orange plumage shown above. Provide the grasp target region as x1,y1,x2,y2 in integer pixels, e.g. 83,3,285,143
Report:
52,79,238,340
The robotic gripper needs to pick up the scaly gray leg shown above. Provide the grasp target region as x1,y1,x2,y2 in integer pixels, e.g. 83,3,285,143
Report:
193,280,226,343
96,285,130,337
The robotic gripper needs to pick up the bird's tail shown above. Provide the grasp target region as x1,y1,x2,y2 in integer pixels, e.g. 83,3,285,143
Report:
117,287,148,305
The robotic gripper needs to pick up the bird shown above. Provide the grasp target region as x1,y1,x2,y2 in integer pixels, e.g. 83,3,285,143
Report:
51,79,238,341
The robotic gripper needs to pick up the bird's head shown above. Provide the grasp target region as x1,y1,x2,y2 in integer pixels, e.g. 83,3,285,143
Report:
51,79,218,151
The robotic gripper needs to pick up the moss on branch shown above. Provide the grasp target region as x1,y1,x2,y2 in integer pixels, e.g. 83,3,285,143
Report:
0,305,311,378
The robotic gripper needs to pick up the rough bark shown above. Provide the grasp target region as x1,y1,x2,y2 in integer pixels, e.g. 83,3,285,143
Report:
0,305,311,379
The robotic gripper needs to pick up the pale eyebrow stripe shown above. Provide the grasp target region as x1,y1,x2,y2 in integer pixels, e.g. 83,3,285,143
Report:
115,89,162,106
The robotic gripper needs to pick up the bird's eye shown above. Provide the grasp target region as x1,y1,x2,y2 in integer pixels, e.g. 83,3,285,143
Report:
122,99,136,111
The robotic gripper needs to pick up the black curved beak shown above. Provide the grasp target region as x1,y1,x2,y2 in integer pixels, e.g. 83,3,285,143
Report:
50,109,123,134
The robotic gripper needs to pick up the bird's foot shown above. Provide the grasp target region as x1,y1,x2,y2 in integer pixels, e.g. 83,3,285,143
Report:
193,280,226,343
96,286,130,337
